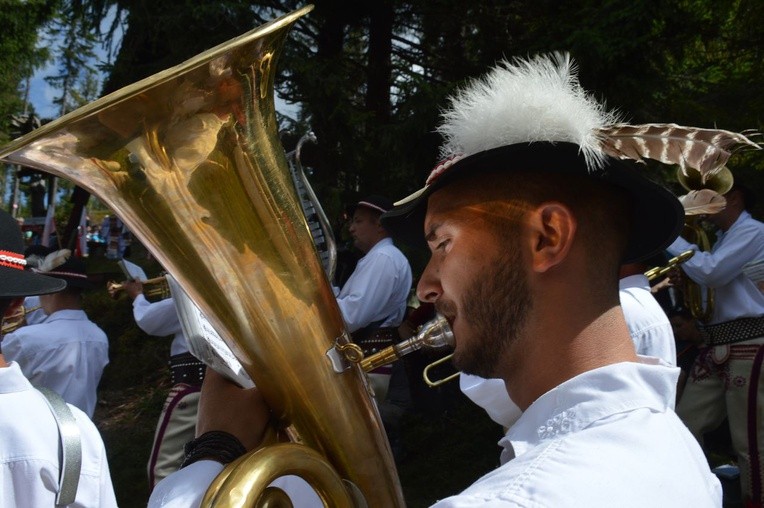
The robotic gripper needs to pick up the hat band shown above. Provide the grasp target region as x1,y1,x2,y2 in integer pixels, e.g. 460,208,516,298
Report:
357,201,389,214
39,269,88,279
0,250,27,270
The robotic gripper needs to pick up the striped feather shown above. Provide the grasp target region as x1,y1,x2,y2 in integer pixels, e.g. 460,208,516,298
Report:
596,123,760,180
679,189,727,216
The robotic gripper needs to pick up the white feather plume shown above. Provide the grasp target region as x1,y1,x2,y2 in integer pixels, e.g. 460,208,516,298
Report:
36,249,71,273
437,52,620,171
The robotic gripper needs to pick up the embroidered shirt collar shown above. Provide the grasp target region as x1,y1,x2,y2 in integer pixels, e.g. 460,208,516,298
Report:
500,357,678,463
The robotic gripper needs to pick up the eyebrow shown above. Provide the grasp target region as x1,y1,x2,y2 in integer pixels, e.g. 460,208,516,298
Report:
424,222,442,243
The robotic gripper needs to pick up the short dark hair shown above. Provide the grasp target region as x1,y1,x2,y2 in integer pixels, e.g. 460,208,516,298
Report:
457,170,631,295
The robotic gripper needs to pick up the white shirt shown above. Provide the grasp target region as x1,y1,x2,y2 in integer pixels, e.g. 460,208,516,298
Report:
2,310,109,417
148,460,321,508
336,237,412,333
435,359,722,507
0,361,117,507
668,210,764,324
460,290,677,428
619,274,676,365
459,374,522,428
132,294,190,356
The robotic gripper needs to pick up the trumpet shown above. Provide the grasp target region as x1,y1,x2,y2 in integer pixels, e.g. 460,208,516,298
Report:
1,305,42,335
106,276,170,299
644,249,695,281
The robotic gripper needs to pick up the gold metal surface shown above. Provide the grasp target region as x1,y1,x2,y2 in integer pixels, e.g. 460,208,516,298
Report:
677,166,734,195
0,6,403,507
359,314,453,372
644,249,695,281
675,166,732,323
106,275,169,299
682,218,715,322
202,443,354,508
423,353,460,387
1,305,42,334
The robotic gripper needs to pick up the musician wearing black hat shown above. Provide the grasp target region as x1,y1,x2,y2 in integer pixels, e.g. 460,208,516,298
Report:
0,209,117,507
148,53,759,506
2,248,109,418
335,195,412,401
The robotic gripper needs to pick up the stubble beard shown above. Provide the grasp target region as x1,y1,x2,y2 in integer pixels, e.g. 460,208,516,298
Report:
444,246,532,379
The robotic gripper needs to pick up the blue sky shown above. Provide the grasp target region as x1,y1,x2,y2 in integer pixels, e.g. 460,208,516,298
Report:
27,12,299,122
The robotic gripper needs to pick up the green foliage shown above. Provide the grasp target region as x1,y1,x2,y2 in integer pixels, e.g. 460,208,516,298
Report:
0,0,57,144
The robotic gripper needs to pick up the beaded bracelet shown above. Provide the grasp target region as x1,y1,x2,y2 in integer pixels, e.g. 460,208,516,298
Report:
180,431,247,468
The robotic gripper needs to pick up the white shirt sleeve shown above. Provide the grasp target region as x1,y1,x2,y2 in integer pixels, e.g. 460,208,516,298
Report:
667,221,763,287
132,295,183,337
148,461,323,508
336,252,402,332
148,460,222,508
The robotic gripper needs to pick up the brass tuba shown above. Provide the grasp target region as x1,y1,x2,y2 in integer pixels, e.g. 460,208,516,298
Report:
676,166,734,323
0,6,404,507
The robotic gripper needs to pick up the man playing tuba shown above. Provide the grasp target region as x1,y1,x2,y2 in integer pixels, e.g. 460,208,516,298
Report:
148,53,748,506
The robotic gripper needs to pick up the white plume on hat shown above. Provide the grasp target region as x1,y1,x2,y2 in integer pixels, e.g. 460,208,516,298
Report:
437,52,619,172
36,249,71,273
436,52,760,180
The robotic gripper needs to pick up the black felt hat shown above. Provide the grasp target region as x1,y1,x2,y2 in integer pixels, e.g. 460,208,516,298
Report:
34,250,94,290
381,142,684,264
0,211,66,298
347,195,395,216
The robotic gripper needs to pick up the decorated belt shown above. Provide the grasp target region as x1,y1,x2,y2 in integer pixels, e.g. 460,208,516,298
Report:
352,327,400,356
703,316,764,346
169,352,207,386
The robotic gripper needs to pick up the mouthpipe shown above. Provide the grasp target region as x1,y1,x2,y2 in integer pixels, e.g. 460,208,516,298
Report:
361,314,454,372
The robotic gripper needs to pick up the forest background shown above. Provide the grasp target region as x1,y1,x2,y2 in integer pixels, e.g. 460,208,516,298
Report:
1,0,762,506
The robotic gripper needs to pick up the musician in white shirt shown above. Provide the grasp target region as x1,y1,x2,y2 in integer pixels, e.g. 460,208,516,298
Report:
3,254,109,418
0,209,117,507
668,182,764,506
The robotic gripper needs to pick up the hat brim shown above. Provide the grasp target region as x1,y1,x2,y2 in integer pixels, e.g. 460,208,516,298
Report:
39,273,94,290
381,142,684,264
0,267,67,298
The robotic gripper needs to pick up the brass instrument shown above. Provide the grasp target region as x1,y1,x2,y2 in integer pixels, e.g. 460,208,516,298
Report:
422,353,459,387
676,166,734,323
106,275,170,299
1,305,42,334
287,131,337,282
0,6,403,507
338,314,454,372
644,249,695,282
338,314,460,388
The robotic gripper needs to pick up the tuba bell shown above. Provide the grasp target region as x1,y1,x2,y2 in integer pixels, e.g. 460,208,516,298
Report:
0,6,403,507
676,166,734,323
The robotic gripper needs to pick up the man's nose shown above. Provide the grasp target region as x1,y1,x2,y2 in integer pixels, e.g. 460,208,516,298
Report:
417,258,441,303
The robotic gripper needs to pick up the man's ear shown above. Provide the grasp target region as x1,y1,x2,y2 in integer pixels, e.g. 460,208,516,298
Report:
526,202,576,273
